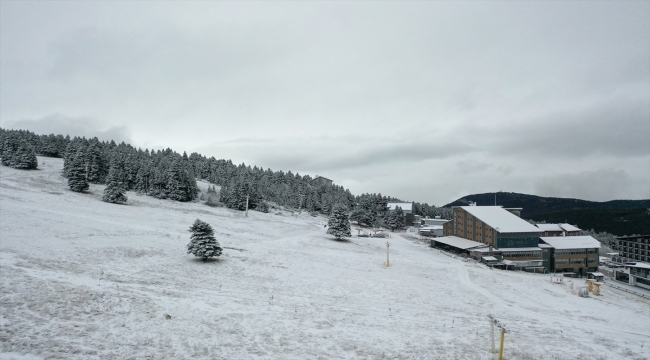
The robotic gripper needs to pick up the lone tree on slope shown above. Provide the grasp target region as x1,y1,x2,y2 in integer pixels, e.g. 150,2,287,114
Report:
187,219,222,260
102,162,128,204
327,203,351,240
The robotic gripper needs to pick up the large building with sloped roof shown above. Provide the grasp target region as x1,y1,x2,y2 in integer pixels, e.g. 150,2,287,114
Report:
443,205,543,248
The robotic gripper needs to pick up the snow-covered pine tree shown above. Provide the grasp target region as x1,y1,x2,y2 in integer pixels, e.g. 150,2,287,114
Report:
68,152,89,192
327,203,351,240
14,143,38,169
102,160,127,204
1,134,38,170
187,219,222,260
388,206,405,231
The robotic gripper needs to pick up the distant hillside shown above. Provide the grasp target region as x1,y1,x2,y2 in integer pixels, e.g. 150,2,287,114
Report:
444,192,650,236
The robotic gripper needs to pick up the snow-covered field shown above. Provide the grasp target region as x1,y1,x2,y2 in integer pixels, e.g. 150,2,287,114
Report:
1,157,649,359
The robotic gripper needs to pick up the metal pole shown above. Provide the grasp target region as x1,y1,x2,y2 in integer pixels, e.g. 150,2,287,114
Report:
498,327,505,360
245,195,249,217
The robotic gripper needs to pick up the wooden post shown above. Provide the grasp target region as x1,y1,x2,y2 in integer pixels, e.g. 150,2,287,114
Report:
498,327,506,360
386,241,390,267
245,195,249,217
489,315,496,353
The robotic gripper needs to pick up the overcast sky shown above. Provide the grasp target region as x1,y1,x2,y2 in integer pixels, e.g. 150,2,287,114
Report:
1,1,648,205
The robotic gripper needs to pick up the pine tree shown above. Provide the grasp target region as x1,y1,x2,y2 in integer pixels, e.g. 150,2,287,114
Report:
14,143,38,169
386,206,405,231
327,204,351,240
68,152,89,192
103,161,128,204
187,219,222,260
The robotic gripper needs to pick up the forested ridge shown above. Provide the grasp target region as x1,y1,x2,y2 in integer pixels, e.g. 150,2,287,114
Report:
445,192,650,236
0,128,446,220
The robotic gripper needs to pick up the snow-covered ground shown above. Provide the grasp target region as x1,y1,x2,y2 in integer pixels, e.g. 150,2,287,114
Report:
1,157,649,359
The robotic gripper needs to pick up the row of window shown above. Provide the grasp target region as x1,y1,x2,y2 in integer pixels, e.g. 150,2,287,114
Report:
619,239,649,245
556,259,589,265
503,251,540,258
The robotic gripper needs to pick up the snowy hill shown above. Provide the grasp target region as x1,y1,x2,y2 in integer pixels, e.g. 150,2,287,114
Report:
1,157,649,359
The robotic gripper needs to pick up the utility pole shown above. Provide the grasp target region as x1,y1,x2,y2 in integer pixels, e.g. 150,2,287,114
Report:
245,194,249,217
386,241,391,267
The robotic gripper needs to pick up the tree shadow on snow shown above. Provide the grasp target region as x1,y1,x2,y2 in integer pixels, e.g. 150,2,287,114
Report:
187,257,223,264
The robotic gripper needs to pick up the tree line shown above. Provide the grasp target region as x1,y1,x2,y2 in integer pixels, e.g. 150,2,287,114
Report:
0,128,450,219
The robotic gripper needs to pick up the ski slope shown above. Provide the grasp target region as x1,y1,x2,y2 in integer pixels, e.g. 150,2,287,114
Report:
1,157,649,359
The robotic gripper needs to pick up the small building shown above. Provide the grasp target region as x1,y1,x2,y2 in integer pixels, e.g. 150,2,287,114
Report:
587,272,605,282
419,225,443,237
313,176,333,186
430,236,487,256
539,236,601,276
387,202,415,226
422,217,450,227
535,223,582,237
612,262,650,290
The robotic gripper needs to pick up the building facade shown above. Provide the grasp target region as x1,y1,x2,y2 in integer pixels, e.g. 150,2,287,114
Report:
614,235,650,263
539,236,600,276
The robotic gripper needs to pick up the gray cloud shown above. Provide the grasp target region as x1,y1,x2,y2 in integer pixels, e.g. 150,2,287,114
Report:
3,114,131,144
481,97,650,159
533,169,644,202
0,2,648,204
199,135,476,172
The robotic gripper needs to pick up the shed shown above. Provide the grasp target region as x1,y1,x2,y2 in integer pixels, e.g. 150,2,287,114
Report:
587,272,605,281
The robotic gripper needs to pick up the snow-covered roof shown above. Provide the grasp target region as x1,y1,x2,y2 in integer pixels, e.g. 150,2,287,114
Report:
432,236,487,250
535,224,563,232
540,236,601,249
499,247,542,252
420,225,443,230
559,223,581,232
482,256,498,261
460,206,543,233
626,262,650,270
589,272,605,277
387,202,413,211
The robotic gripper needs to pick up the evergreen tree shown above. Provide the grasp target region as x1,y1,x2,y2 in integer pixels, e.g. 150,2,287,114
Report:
187,219,222,260
102,161,128,204
14,143,38,169
386,206,405,231
68,152,89,192
327,204,351,240
1,134,37,169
